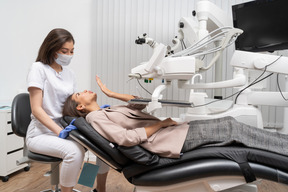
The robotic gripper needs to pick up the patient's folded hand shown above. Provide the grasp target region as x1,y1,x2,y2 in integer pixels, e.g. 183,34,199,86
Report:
161,118,177,128
59,119,78,139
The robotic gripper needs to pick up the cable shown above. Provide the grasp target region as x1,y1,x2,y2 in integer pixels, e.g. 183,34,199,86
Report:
277,73,288,101
234,66,269,104
192,72,273,108
191,55,282,108
234,72,273,104
137,79,152,95
181,40,184,50
262,55,282,68
234,55,282,104
172,26,237,57
181,39,187,49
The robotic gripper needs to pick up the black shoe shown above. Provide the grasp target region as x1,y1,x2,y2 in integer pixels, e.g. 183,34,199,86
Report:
90,189,97,192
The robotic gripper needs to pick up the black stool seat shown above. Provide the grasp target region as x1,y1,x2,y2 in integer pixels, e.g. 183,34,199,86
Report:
28,151,62,162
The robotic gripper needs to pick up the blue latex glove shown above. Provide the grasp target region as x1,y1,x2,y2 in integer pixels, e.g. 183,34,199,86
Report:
59,119,77,139
100,104,110,109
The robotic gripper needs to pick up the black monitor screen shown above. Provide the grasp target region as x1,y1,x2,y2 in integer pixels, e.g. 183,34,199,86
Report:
232,0,288,52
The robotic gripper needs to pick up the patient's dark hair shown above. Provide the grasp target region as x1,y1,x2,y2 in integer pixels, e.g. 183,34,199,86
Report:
62,94,88,118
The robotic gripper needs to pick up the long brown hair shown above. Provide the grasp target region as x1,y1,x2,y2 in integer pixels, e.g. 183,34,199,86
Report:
62,94,88,118
36,28,75,64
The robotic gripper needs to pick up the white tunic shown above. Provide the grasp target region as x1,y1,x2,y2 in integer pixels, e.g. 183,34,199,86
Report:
26,62,76,138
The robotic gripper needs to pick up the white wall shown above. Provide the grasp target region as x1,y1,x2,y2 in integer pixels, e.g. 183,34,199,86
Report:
0,0,93,104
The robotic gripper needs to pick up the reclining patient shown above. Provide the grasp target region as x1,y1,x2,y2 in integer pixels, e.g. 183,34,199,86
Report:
62,76,288,158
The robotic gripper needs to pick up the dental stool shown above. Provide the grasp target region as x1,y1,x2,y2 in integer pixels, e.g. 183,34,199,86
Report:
11,93,79,192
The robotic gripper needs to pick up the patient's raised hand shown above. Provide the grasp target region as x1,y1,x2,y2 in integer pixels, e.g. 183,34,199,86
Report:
96,75,113,97
96,75,135,102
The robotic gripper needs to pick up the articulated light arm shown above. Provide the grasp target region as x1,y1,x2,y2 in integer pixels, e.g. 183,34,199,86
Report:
231,50,288,75
230,50,288,107
178,68,246,89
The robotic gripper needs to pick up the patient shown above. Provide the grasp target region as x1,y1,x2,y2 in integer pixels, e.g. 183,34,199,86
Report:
63,76,288,158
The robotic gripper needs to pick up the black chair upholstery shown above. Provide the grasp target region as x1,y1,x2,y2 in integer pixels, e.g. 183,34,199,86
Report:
62,116,288,191
11,93,31,137
11,93,62,192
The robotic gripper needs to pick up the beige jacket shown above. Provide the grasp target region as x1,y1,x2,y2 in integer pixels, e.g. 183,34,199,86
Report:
86,104,189,158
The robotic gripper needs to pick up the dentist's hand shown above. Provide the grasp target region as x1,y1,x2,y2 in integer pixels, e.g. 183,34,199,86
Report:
59,119,77,139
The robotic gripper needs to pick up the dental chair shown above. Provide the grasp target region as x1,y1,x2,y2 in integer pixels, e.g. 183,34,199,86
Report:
11,93,79,192
61,116,288,192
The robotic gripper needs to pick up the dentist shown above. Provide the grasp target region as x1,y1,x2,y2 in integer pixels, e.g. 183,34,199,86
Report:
26,28,85,192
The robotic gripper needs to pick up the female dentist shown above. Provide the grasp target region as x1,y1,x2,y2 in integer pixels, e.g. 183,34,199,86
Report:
26,28,107,192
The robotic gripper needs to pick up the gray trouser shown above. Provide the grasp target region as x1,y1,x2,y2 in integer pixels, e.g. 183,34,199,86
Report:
181,116,288,156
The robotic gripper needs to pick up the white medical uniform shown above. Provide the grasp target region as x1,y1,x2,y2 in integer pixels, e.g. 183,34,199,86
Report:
26,61,85,187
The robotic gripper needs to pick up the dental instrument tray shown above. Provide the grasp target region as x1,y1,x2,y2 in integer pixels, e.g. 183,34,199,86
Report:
129,98,193,107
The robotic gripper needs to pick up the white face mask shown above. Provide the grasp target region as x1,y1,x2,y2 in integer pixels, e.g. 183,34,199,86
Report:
55,53,73,66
